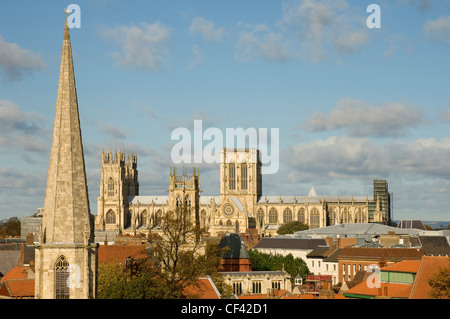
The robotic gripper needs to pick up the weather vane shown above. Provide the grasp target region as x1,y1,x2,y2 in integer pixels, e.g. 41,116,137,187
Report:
64,8,70,17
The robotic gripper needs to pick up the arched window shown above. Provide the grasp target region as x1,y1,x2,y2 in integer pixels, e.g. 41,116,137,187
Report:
200,210,207,228
55,256,69,299
155,210,162,226
257,208,265,228
106,210,115,224
229,164,236,190
241,163,248,190
356,208,364,223
226,220,232,227
310,208,320,229
342,208,349,224
283,208,292,224
141,210,147,227
185,195,191,210
298,208,305,224
108,178,114,197
328,207,336,225
176,195,182,208
269,208,278,224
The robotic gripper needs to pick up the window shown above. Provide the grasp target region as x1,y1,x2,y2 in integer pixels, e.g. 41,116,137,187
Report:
108,178,114,197
155,210,162,226
298,208,305,224
257,208,265,228
106,210,115,224
252,281,262,294
272,281,281,290
229,164,236,190
141,210,147,227
233,282,242,295
310,208,320,229
55,256,70,299
241,163,248,190
176,195,182,208
269,208,278,224
283,208,292,224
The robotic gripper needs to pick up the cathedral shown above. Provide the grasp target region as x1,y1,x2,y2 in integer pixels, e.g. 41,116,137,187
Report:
95,148,392,237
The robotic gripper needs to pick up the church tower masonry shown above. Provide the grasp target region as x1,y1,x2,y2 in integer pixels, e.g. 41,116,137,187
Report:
96,149,139,231
35,19,98,299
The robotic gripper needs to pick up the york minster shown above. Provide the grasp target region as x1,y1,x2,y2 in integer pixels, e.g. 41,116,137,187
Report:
95,148,392,237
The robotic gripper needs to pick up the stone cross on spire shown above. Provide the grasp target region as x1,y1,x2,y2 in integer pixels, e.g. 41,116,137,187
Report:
41,19,91,244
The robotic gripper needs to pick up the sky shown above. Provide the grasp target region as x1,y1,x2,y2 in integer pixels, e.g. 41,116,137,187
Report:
0,0,450,222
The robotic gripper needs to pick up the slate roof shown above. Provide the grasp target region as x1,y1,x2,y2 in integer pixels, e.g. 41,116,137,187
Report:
416,236,450,256
219,233,250,259
253,237,327,250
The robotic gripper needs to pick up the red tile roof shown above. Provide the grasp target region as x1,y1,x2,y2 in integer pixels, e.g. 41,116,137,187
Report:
0,266,30,282
0,279,35,298
409,256,450,299
98,244,148,267
182,277,221,299
380,260,421,273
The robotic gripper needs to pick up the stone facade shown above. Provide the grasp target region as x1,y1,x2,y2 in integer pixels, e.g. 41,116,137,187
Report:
95,148,392,238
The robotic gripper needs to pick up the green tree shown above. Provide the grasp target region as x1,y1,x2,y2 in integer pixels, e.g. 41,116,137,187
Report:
277,221,308,235
151,205,228,298
248,250,309,283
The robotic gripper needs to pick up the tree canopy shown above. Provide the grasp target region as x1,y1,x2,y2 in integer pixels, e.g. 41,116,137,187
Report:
277,221,309,235
248,249,309,282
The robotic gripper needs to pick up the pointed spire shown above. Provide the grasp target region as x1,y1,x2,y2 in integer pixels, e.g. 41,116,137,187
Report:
41,19,91,244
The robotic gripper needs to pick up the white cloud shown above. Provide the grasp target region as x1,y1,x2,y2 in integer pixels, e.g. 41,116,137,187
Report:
235,0,370,63
235,24,291,62
424,15,450,45
188,44,204,69
282,135,450,194
100,22,171,72
0,34,45,81
0,100,49,155
302,98,423,137
189,17,225,42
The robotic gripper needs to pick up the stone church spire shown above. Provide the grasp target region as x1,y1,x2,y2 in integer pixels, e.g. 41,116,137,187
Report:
41,19,91,244
35,18,98,300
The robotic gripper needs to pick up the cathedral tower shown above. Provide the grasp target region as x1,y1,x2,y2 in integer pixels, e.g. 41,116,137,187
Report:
35,19,98,299
96,149,139,231
168,167,201,226
220,148,262,204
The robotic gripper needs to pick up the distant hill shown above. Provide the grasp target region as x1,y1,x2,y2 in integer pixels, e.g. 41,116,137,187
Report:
394,220,450,230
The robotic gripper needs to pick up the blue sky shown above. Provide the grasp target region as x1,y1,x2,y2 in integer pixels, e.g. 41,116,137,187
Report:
1,0,450,222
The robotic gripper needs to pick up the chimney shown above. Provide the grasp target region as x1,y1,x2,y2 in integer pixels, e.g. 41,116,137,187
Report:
26,233,34,245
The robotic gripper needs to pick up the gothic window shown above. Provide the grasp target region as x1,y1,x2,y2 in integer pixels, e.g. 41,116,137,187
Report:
241,163,248,190
55,256,70,299
310,208,320,229
108,178,114,197
176,195,182,208
229,164,236,190
235,220,239,232
141,210,147,227
328,207,336,225
257,208,265,228
106,210,115,224
185,195,191,210
200,210,207,228
342,208,349,224
155,210,162,226
269,208,278,224
283,208,292,224
356,208,364,223
298,208,305,224
226,219,232,227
